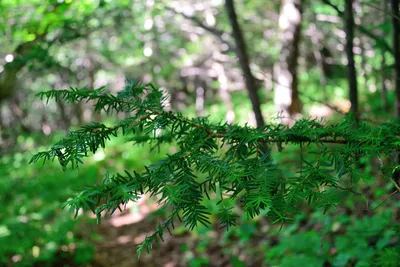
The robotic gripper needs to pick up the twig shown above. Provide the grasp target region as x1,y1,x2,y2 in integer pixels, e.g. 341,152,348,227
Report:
383,173,400,192
334,184,362,195
320,0,393,54
360,2,400,21
373,190,399,210
166,6,236,52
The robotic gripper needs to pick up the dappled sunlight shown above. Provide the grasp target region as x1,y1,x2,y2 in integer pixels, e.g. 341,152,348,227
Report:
164,261,178,267
108,199,160,227
309,105,333,119
116,235,132,244
1,0,399,266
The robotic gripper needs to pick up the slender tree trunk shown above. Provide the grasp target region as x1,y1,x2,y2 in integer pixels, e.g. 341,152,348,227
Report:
56,99,70,131
344,0,359,118
74,78,84,125
9,97,30,133
53,77,71,130
195,76,205,117
214,61,235,124
392,0,400,183
309,22,327,94
392,0,400,117
274,0,303,124
381,0,389,112
381,55,389,112
87,55,101,122
224,0,265,128
171,77,189,112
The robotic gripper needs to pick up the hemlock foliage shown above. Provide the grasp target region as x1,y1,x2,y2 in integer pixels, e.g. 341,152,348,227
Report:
31,81,400,257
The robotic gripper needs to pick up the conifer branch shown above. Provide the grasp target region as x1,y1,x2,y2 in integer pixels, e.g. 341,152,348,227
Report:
32,82,400,256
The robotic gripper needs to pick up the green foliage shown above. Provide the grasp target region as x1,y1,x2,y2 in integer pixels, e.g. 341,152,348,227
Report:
33,81,400,257
0,150,97,266
0,130,169,265
261,210,399,267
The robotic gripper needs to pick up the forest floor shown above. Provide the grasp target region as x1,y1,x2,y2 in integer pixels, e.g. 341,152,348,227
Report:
86,198,189,267
82,196,261,267
82,196,233,267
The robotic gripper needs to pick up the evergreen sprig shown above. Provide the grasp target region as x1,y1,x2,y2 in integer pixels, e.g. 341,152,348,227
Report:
31,81,400,257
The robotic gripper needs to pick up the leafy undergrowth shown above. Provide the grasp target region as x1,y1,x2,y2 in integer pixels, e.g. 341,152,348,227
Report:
2,132,399,266
0,151,97,266
0,132,168,266
85,189,400,267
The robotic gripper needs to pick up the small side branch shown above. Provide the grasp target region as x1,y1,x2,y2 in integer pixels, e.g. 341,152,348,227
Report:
320,0,394,55
166,6,236,52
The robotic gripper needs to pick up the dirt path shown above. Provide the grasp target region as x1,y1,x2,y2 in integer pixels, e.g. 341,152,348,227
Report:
85,199,191,267
83,197,265,267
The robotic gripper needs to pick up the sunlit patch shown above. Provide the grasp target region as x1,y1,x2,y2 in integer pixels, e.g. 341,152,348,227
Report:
67,231,74,239
369,84,377,93
69,243,76,250
32,246,40,258
18,215,28,223
309,105,332,119
316,14,341,23
164,261,177,267
336,43,344,51
75,58,83,66
94,150,106,161
144,47,153,57
107,195,160,227
109,212,145,227
205,11,215,26
41,124,52,135
279,3,301,30
11,255,22,263
365,50,374,57
117,235,132,244
336,100,351,113
0,225,10,237
353,47,362,55
133,233,149,244
5,54,14,63
144,18,153,30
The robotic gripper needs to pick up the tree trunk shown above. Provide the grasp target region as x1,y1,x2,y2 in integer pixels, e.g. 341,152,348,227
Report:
0,41,37,102
308,22,327,94
224,0,265,128
392,0,400,117
381,55,389,112
381,0,389,112
214,61,235,124
344,0,358,118
195,76,205,117
391,0,400,183
274,0,303,124
87,54,101,122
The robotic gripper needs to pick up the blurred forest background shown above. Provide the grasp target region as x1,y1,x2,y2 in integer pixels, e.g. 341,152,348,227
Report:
1,0,400,266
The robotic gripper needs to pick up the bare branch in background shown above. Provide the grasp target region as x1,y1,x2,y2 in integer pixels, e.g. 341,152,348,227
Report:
321,0,394,55
166,6,236,53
